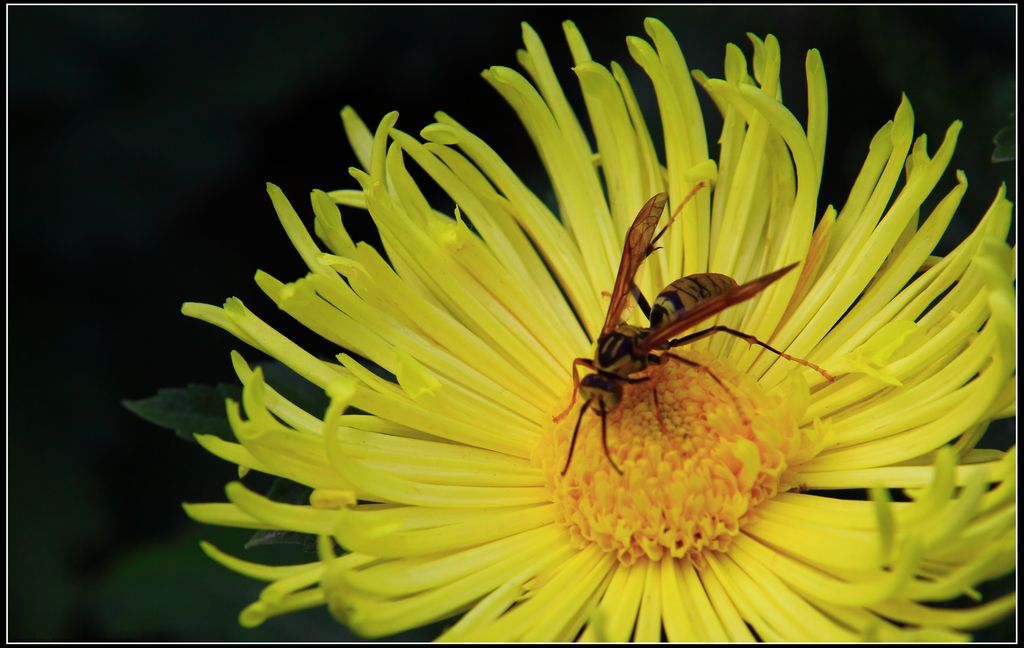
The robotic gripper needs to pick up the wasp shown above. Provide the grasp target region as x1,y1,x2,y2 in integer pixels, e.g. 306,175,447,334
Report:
554,188,834,476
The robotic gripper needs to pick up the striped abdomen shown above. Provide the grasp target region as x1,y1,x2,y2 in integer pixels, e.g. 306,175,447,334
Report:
649,273,738,329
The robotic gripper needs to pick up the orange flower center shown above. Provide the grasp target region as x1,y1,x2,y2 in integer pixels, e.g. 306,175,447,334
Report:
539,349,804,565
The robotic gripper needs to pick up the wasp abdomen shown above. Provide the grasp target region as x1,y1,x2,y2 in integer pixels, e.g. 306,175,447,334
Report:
649,273,738,329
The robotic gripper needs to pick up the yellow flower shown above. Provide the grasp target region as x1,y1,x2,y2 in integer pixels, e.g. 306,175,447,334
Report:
180,19,1016,641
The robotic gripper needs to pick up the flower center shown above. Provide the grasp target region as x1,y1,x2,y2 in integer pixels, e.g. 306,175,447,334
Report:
539,349,802,565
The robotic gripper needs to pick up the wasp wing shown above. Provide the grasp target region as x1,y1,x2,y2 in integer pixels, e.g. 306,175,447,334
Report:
638,262,800,352
601,193,668,335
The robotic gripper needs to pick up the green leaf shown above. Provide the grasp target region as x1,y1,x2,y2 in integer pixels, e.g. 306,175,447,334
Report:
245,477,317,552
94,527,354,641
245,529,318,552
94,526,459,640
124,360,332,447
123,383,241,443
992,123,1015,162
260,361,330,416
263,475,314,505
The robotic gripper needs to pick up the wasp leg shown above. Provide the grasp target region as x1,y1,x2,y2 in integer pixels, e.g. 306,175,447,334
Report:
622,375,651,384
649,181,706,249
665,325,834,381
653,352,751,427
554,358,597,423
605,284,652,319
630,283,652,320
599,402,624,476
650,383,671,437
631,183,707,323
561,400,591,476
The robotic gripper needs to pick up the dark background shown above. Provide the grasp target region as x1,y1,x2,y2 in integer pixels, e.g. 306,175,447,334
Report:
8,5,1016,641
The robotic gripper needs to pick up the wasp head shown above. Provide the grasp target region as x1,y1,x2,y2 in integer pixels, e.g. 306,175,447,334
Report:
579,373,623,413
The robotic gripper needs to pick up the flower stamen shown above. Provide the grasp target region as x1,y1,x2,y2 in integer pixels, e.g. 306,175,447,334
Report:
541,350,806,565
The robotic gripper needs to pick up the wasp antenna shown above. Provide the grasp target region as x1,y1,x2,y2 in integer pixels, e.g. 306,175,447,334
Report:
561,400,591,476
599,404,623,476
